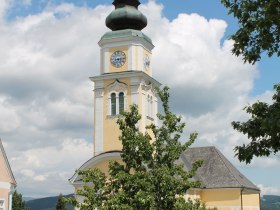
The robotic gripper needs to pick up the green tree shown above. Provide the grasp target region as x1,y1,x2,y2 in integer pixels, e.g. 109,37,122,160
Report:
56,194,67,210
12,191,28,210
221,0,280,64
67,87,207,210
232,84,280,163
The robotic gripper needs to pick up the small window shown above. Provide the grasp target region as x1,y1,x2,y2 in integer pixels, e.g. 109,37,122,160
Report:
147,95,153,119
119,92,124,114
0,199,4,210
111,93,116,116
149,95,153,118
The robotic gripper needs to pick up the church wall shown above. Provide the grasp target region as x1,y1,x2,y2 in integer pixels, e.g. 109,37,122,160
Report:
200,188,241,209
92,158,123,177
186,189,201,200
242,191,260,210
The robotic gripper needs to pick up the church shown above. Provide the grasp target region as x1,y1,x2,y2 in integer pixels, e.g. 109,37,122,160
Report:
70,0,260,209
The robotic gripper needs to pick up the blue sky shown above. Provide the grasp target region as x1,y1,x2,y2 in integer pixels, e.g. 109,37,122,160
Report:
1,0,279,197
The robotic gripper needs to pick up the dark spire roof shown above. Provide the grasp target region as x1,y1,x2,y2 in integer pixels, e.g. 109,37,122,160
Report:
106,0,147,31
113,0,140,8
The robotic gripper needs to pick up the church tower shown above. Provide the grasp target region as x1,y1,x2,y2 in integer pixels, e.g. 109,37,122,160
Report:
70,0,161,196
70,2,261,209
90,0,161,155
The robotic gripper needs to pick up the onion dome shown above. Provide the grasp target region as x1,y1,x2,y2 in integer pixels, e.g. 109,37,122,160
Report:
106,0,147,31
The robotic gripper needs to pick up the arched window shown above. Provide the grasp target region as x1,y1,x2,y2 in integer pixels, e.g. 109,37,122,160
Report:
119,92,124,114
147,94,153,119
149,95,153,118
111,93,116,116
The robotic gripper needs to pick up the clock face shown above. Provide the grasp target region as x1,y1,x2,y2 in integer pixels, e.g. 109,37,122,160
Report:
111,51,126,68
144,55,150,69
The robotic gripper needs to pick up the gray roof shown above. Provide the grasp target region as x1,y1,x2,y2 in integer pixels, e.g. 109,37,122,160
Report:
179,146,259,191
71,146,259,191
99,29,153,46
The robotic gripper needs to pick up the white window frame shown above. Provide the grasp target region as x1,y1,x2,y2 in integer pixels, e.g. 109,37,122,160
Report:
0,199,5,210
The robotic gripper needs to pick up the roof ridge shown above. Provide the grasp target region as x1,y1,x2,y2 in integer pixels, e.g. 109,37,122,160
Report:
180,152,203,186
214,147,243,187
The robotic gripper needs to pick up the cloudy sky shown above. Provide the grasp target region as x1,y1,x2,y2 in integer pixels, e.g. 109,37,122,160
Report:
0,0,279,198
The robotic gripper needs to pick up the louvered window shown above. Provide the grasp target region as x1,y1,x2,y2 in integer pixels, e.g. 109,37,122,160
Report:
119,92,124,114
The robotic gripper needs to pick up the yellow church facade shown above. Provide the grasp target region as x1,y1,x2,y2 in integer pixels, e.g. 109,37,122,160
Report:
70,0,260,209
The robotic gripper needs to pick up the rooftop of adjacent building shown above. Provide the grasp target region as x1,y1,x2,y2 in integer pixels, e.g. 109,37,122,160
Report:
179,146,259,191
0,139,17,186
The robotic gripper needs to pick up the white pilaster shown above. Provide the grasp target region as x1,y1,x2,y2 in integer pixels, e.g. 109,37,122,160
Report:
142,91,146,132
128,45,133,70
139,47,144,71
130,76,140,106
104,48,110,74
94,84,104,155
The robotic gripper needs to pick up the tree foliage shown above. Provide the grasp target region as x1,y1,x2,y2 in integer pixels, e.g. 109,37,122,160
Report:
232,84,280,163
67,87,208,210
221,0,280,64
56,194,67,210
12,191,28,210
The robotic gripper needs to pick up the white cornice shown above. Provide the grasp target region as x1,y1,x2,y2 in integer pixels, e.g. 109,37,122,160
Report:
90,71,161,88
99,34,154,51
0,182,14,190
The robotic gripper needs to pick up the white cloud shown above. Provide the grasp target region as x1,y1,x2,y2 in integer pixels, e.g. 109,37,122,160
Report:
11,138,92,197
22,0,32,6
0,0,10,21
0,96,20,133
259,184,280,196
0,1,278,197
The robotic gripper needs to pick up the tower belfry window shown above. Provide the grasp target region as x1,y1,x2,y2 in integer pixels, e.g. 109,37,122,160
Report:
147,94,153,119
107,80,127,116
119,92,124,114
111,93,116,116
109,91,126,116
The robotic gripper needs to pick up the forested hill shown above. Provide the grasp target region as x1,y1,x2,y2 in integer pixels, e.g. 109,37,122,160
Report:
26,194,74,210
261,195,280,210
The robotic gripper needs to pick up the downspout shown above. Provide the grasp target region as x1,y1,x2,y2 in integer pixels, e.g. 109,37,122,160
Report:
258,192,261,210
240,187,244,210
9,184,16,210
